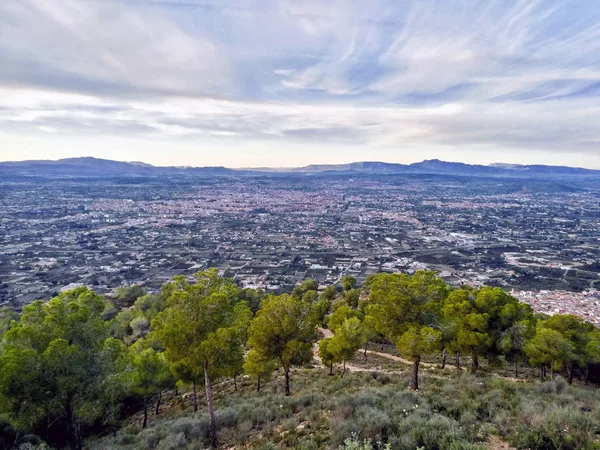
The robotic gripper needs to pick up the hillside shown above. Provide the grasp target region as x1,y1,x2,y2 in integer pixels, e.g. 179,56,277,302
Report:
89,349,600,450
0,271,598,450
2,157,600,180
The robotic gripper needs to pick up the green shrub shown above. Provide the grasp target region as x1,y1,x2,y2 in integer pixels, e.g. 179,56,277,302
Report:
510,406,596,450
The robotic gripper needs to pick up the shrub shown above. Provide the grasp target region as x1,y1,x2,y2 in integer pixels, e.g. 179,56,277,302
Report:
510,406,596,450
157,431,187,450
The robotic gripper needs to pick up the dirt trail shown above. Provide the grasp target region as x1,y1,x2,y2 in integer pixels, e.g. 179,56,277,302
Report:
316,329,532,382
365,349,438,369
314,328,407,375
316,328,432,370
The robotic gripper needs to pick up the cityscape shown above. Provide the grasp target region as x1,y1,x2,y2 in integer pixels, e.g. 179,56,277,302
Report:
2,163,600,324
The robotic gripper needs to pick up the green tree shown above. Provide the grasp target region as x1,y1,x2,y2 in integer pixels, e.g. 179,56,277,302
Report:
152,270,251,448
329,317,367,377
525,325,576,380
292,279,318,299
320,285,339,302
585,329,600,383
541,314,594,383
498,318,535,378
115,285,146,307
328,305,364,333
0,307,18,337
0,288,131,450
442,289,492,373
247,294,316,395
397,325,441,389
131,348,171,428
243,349,277,391
318,338,338,375
302,290,319,304
475,287,532,364
310,298,330,326
345,288,361,308
367,271,448,389
341,275,357,292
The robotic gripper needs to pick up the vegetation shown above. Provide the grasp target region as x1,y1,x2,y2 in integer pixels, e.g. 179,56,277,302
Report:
0,270,598,450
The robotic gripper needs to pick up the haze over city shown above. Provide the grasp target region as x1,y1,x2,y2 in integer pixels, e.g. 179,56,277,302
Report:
2,0,600,168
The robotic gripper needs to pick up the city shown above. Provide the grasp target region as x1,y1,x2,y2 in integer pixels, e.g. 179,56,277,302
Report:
2,169,600,324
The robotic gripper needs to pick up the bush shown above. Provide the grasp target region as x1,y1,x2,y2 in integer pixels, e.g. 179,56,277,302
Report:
157,431,187,450
510,406,597,450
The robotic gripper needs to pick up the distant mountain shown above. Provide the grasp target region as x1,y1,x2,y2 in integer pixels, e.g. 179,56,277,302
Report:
0,157,237,177
1,156,599,179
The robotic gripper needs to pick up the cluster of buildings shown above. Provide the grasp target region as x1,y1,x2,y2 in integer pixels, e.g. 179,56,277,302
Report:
512,289,600,325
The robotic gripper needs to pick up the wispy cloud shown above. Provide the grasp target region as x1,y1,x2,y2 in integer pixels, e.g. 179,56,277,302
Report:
1,0,600,167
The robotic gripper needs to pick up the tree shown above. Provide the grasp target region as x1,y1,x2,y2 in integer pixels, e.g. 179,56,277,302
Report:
243,349,277,391
328,305,364,333
345,288,361,308
320,285,338,302
329,317,367,377
341,275,357,292
397,325,441,389
115,285,146,307
153,270,252,448
310,299,330,326
367,271,448,390
131,348,171,428
247,294,316,395
0,306,18,336
0,288,131,450
475,287,532,364
498,319,535,378
541,314,594,383
585,329,600,383
442,289,492,373
292,279,318,299
525,325,576,380
318,338,338,375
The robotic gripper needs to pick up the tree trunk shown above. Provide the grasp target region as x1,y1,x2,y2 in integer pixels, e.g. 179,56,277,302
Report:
364,341,368,359
540,366,544,382
441,348,447,369
543,365,547,379
584,365,590,385
193,380,199,413
514,361,518,379
455,353,460,371
143,396,148,428
567,363,573,385
341,360,346,378
257,376,261,392
550,366,554,380
471,354,479,374
410,356,420,390
284,367,291,396
155,391,162,415
65,396,83,450
204,361,218,449
329,361,333,376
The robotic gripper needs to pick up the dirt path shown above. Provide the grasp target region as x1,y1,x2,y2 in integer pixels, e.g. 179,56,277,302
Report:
365,349,438,369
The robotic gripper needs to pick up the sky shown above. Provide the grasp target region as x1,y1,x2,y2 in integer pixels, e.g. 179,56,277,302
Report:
1,0,600,168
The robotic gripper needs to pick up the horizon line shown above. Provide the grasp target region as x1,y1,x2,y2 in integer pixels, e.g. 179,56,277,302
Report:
0,155,596,172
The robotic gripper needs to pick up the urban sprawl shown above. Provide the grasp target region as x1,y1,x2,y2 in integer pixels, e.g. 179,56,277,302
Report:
2,173,600,324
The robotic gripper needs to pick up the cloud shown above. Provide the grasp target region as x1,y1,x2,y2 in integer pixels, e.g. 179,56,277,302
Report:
1,0,600,166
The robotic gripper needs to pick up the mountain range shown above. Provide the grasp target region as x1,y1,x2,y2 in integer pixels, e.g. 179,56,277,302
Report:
1,157,599,179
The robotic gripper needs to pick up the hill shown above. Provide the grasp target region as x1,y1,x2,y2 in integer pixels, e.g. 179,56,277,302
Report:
1,157,600,180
